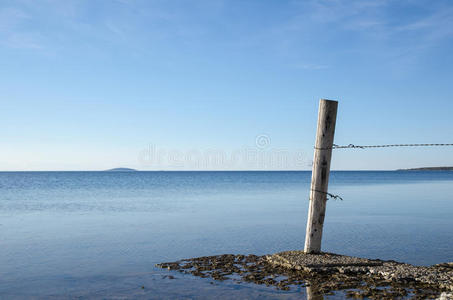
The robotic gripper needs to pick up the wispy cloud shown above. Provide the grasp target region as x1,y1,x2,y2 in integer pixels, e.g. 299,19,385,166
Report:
0,7,29,31
1,0,452,70
396,5,453,41
0,6,44,49
4,32,44,49
262,0,453,71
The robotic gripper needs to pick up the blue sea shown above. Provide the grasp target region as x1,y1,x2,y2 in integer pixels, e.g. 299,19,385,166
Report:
1,171,452,299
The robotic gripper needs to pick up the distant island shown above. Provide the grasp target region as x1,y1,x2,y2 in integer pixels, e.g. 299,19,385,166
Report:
104,168,137,172
398,167,453,171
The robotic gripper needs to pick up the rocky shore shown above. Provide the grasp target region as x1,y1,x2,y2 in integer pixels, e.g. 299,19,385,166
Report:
156,251,453,299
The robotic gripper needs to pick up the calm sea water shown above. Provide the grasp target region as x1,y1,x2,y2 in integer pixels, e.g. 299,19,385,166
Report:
1,171,452,299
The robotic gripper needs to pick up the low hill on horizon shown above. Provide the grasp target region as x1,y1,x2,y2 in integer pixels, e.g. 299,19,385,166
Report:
104,168,137,172
398,167,453,171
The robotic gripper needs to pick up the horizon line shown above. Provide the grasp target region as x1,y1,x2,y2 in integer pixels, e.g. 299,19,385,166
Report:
0,169,428,172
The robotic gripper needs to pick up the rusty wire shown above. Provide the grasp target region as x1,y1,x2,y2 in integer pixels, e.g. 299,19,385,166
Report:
310,189,343,201
311,142,453,201
332,143,453,149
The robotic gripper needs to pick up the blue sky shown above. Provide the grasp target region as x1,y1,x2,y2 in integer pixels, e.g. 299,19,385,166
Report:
1,0,453,170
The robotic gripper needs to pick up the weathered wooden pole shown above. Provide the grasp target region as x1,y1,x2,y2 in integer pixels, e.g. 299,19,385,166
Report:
304,99,338,253
306,285,323,300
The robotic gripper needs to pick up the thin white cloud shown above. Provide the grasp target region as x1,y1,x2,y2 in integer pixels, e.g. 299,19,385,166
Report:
396,6,453,41
5,32,43,49
0,6,44,49
0,7,29,31
264,0,453,71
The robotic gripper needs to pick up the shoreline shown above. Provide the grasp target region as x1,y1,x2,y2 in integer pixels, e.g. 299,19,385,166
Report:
157,251,453,299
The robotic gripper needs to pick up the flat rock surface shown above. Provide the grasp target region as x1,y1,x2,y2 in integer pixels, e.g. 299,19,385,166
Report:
266,251,383,270
266,251,453,292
